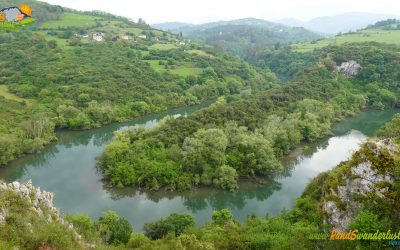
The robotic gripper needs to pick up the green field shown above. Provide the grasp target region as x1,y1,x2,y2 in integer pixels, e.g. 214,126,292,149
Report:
293,29,400,52
0,85,24,101
146,60,203,77
96,20,143,35
35,30,70,47
40,13,98,29
0,85,34,105
185,49,213,57
149,43,178,50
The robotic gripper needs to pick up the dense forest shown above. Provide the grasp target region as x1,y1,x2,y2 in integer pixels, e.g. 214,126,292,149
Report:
100,42,400,191
0,16,276,165
2,112,399,249
156,18,321,61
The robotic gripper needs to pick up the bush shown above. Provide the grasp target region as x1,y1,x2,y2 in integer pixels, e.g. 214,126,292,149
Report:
144,213,195,240
98,211,133,245
212,209,233,225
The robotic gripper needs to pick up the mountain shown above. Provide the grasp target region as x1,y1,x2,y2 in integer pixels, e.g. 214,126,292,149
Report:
152,21,194,31
154,18,321,60
277,12,400,35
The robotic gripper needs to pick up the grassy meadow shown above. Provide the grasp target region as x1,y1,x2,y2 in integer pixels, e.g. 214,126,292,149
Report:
293,29,400,52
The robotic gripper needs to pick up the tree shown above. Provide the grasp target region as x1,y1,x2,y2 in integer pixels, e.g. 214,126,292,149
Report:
65,214,95,240
21,113,55,139
144,213,195,239
182,129,228,184
224,123,282,177
257,115,302,156
77,93,90,107
97,211,133,245
213,165,238,191
212,209,233,225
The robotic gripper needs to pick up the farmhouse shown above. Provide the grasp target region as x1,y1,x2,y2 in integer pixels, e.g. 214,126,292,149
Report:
92,32,105,42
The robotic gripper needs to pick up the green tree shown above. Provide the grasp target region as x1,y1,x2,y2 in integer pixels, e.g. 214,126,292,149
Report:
213,165,238,191
144,213,195,240
98,211,133,245
212,209,233,225
182,128,228,181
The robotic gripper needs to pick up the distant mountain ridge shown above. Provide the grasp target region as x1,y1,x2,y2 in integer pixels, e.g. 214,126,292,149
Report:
153,18,321,60
152,21,193,31
276,12,400,35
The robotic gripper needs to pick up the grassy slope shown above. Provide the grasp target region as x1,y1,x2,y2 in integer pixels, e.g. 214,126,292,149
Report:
35,11,204,76
294,29,400,52
145,60,203,77
0,85,25,102
39,12,98,28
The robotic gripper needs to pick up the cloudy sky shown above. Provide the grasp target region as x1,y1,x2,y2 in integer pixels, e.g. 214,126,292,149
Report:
40,0,400,24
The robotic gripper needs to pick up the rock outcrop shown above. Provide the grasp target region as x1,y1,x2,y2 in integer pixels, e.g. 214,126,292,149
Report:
322,139,397,232
337,60,361,77
0,180,59,223
0,180,92,247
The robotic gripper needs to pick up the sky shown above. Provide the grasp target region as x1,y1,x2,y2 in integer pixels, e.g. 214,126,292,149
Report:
40,0,400,24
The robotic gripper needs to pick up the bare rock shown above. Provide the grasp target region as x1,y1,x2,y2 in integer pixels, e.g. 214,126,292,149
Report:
337,60,361,77
322,139,396,232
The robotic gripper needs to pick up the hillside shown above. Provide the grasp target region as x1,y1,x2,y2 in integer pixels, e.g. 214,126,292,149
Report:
2,95,399,250
277,12,399,35
154,18,321,60
99,42,400,191
293,19,400,52
0,0,277,166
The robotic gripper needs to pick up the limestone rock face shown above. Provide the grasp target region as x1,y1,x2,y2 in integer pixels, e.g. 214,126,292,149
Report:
337,60,361,77
0,180,93,248
322,140,396,232
0,180,59,220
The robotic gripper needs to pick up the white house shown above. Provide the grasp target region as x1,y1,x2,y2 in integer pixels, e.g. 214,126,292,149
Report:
92,32,105,42
121,35,129,40
138,34,147,39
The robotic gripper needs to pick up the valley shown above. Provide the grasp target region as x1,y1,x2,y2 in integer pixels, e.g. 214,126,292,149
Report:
0,0,399,249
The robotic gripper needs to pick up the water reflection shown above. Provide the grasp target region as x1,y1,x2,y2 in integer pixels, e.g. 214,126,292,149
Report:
0,108,397,231
103,179,282,213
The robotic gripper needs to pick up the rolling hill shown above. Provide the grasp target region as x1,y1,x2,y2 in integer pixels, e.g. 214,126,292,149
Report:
293,19,400,52
0,0,278,165
154,18,321,60
277,12,399,35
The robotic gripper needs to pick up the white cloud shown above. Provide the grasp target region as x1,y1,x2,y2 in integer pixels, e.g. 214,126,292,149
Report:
39,0,400,23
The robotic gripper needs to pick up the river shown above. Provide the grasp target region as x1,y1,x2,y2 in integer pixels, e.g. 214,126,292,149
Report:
0,105,397,231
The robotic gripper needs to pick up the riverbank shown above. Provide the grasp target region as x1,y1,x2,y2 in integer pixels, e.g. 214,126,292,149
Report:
1,100,214,168
0,109,396,231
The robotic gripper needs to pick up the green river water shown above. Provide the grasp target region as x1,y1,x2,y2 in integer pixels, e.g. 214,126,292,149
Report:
0,104,397,231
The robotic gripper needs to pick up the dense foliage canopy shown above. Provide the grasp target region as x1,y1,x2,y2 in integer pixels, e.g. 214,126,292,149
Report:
100,42,400,191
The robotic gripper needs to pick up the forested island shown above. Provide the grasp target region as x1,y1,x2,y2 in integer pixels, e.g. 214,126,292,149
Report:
2,113,399,249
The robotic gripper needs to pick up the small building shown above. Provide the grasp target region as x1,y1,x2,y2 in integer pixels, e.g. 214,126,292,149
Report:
121,35,129,40
92,32,105,42
138,34,147,39
178,39,191,46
